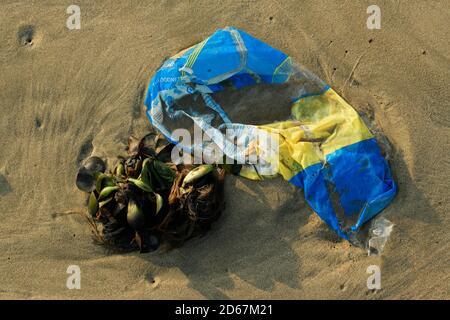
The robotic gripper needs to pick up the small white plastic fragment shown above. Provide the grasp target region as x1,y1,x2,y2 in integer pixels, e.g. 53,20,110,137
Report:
367,217,394,256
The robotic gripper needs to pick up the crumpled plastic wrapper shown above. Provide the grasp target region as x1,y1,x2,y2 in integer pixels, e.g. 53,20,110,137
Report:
144,27,397,241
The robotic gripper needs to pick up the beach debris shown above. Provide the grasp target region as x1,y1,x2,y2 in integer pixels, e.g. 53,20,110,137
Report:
367,217,394,256
84,156,107,173
76,156,106,192
144,26,397,242
162,164,225,246
75,134,225,252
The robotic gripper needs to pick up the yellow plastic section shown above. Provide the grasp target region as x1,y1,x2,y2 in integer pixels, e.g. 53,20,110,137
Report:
240,88,373,181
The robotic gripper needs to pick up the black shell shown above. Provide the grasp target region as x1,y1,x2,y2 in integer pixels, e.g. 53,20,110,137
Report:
83,156,106,173
75,167,95,192
75,156,106,192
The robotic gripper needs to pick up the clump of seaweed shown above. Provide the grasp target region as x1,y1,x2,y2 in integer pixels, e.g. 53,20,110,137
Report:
76,133,225,253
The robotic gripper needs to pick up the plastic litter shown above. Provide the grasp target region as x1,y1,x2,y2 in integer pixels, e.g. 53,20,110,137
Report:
367,217,394,256
367,217,394,255
144,27,397,242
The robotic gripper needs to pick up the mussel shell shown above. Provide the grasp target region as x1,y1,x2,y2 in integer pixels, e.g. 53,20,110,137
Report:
76,166,95,192
83,156,106,173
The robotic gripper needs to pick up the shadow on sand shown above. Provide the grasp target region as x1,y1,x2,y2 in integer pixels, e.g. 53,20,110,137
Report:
140,176,311,299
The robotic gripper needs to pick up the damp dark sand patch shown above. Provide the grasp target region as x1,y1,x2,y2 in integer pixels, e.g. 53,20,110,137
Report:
0,174,12,196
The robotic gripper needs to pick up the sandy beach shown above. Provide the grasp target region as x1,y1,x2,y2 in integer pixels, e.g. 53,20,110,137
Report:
0,0,449,299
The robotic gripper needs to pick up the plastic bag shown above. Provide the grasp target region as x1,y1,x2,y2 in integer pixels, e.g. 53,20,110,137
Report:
367,217,394,255
144,27,397,241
